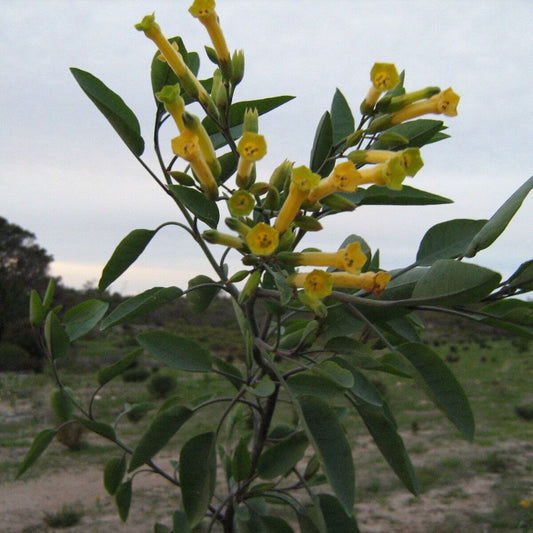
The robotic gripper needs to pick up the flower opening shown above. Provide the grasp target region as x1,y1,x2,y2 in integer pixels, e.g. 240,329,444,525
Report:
228,190,255,217
246,223,279,256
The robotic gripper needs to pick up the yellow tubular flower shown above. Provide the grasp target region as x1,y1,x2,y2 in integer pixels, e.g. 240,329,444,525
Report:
135,14,215,113
362,63,400,112
171,132,218,200
307,161,362,203
349,148,424,177
390,87,460,124
189,0,232,77
182,111,221,178
290,270,333,300
236,132,267,188
228,190,255,217
358,156,408,190
203,229,245,250
329,271,392,296
275,166,320,234
155,84,185,132
246,223,279,256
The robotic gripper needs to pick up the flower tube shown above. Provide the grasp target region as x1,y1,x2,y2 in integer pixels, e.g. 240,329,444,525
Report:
155,84,185,132
328,271,392,296
307,161,361,203
358,156,408,190
274,166,320,234
361,63,400,113
348,148,424,177
390,87,460,124
171,132,218,200
182,111,221,178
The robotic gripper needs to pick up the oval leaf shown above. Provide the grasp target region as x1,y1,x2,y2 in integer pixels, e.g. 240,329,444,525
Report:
258,432,308,480
331,88,355,144
137,331,212,372
70,68,144,156
187,275,220,313
104,455,127,495
115,479,132,522
169,185,219,228
310,111,334,175
44,311,70,359
398,342,475,441
416,219,487,266
464,175,533,257
180,431,217,527
29,290,45,327
74,416,116,441
64,299,109,341
232,438,252,482
412,259,501,305
16,428,58,479
319,493,360,533
129,405,193,471
97,347,143,386
101,286,183,330
347,185,452,206
99,229,156,290
297,396,355,514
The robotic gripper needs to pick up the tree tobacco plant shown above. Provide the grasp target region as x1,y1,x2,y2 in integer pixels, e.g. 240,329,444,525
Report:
21,1,533,531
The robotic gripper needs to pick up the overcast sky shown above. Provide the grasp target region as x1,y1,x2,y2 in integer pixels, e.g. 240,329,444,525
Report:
1,0,531,295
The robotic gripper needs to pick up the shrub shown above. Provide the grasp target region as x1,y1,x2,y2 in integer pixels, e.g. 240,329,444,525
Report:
147,373,177,399
0,342,37,372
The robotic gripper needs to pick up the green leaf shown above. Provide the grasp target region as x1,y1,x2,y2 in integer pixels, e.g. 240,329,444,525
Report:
504,260,533,293
187,275,220,313
297,396,355,514
101,287,183,330
104,455,127,495
416,219,488,266
70,68,144,156
180,431,217,527
74,417,116,441
16,428,57,478
213,357,244,389
115,479,132,522
258,431,308,479
99,229,156,290
332,358,383,406
64,299,109,341
232,438,252,482
331,89,355,144
347,185,453,206
318,493,360,533
169,185,220,228
310,111,334,176
218,151,239,183
398,343,475,441
354,401,419,495
412,259,501,305
204,95,295,148
464,176,533,258
97,348,143,386
29,290,45,327
137,331,212,372
129,405,193,471
42,278,56,310
44,311,70,359
481,299,533,328
370,119,446,149
173,511,191,533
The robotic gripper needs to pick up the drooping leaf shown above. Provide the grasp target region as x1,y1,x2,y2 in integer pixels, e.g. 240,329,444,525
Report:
97,348,143,387
310,111,334,176
464,175,533,257
115,479,132,522
187,275,220,313
416,219,487,266
169,185,220,228
101,287,183,330
173,511,191,533
16,428,58,479
398,343,475,441
347,185,453,206
332,358,383,406
99,229,156,290
44,311,70,359
354,401,419,495
64,299,109,341
74,417,116,441
258,432,308,479
297,396,355,514
318,493,360,533
137,331,213,372
104,455,127,495
129,405,193,471
411,259,501,305
232,438,252,482
180,431,217,527
331,89,355,144
70,68,144,156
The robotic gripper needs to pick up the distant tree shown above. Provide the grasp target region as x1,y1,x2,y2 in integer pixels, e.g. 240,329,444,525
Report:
0,216,54,366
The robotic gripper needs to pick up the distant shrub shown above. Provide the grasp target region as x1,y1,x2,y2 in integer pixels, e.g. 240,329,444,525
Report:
0,342,38,372
147,373,177,398
43,503,84,528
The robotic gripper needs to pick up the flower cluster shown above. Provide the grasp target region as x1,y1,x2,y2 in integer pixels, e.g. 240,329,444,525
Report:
136,4,459,312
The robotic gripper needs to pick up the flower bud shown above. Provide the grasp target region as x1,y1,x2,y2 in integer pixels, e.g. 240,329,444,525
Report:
238,269,262,304
243,108,259,134
269,160,294,191
297,291,328,319
203,229,246,250
225,217,252,236
320,193,356,212
231,49,245,85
